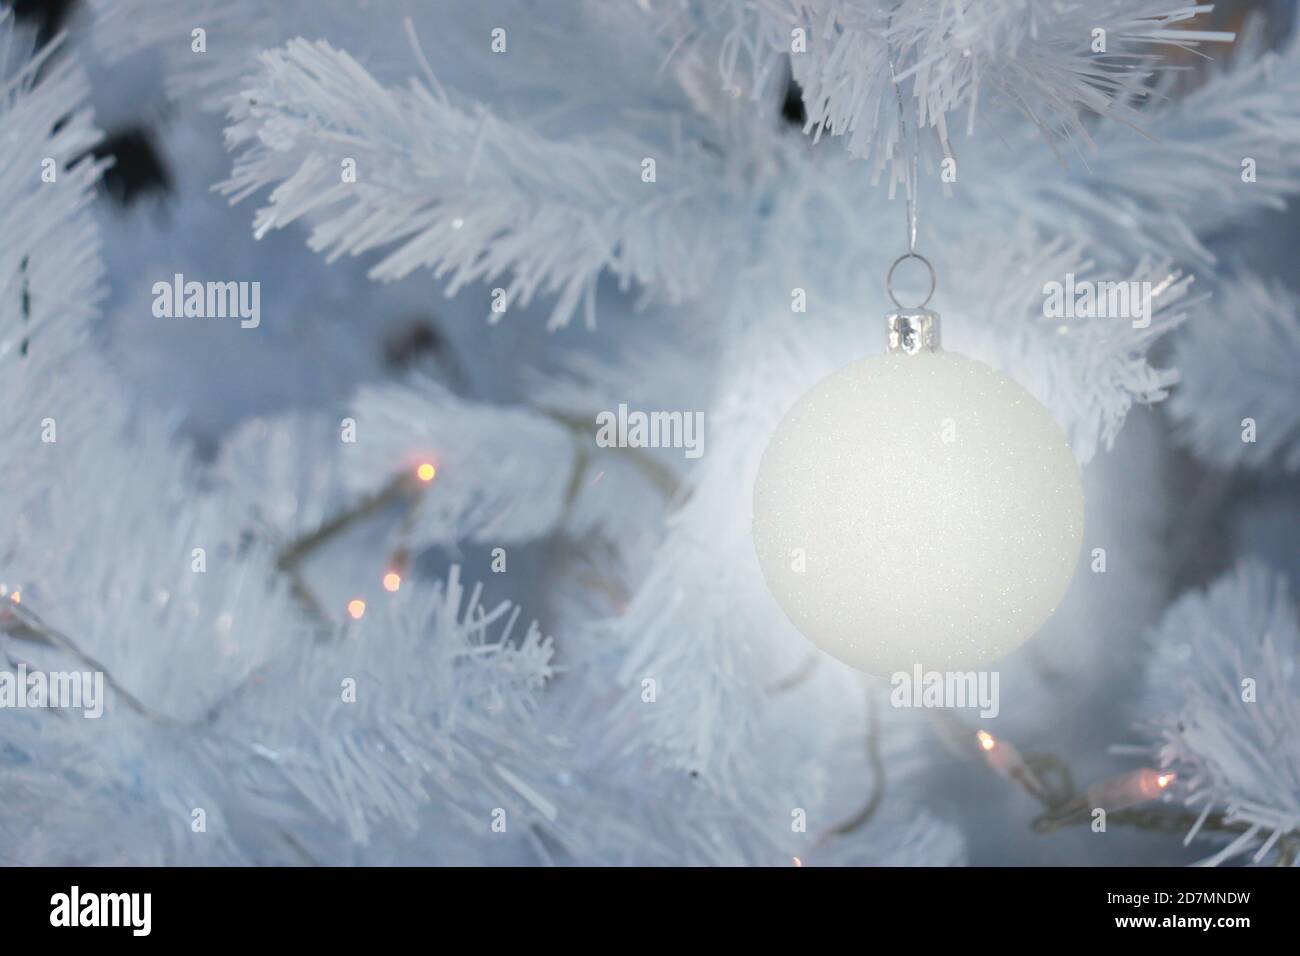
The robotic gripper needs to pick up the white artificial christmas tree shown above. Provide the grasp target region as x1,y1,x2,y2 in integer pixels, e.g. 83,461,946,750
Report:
0,0,1296,866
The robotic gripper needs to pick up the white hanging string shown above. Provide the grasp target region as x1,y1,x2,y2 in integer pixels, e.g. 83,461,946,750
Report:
885,48,935,309
888,56,918,255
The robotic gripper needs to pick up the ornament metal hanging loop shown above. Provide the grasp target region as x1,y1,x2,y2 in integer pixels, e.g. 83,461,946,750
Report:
884,41,939,353
886,252,936,309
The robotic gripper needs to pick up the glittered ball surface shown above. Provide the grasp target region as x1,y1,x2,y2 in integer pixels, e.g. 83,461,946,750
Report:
752,351,1083,676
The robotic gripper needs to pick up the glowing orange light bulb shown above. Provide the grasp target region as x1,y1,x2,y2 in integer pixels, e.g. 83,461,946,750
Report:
346,599,366,620
382,572,401,593
1156,772,1175,789
977,730,996,751
416,462,437,483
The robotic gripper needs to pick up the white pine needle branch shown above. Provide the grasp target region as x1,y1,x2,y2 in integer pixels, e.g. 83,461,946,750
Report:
222,37,741,329
1168,273,1300,473
1138,561,1300,865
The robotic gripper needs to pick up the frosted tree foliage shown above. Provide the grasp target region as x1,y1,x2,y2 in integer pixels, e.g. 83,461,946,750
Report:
0,1,1296,866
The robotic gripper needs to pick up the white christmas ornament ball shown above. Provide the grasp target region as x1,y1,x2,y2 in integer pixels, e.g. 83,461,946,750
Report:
753,349,1083,676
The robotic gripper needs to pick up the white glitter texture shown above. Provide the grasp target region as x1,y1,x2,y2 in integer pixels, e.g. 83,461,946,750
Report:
752,351,1084,676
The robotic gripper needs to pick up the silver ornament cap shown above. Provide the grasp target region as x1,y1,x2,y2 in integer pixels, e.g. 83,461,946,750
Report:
886,307,941,354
